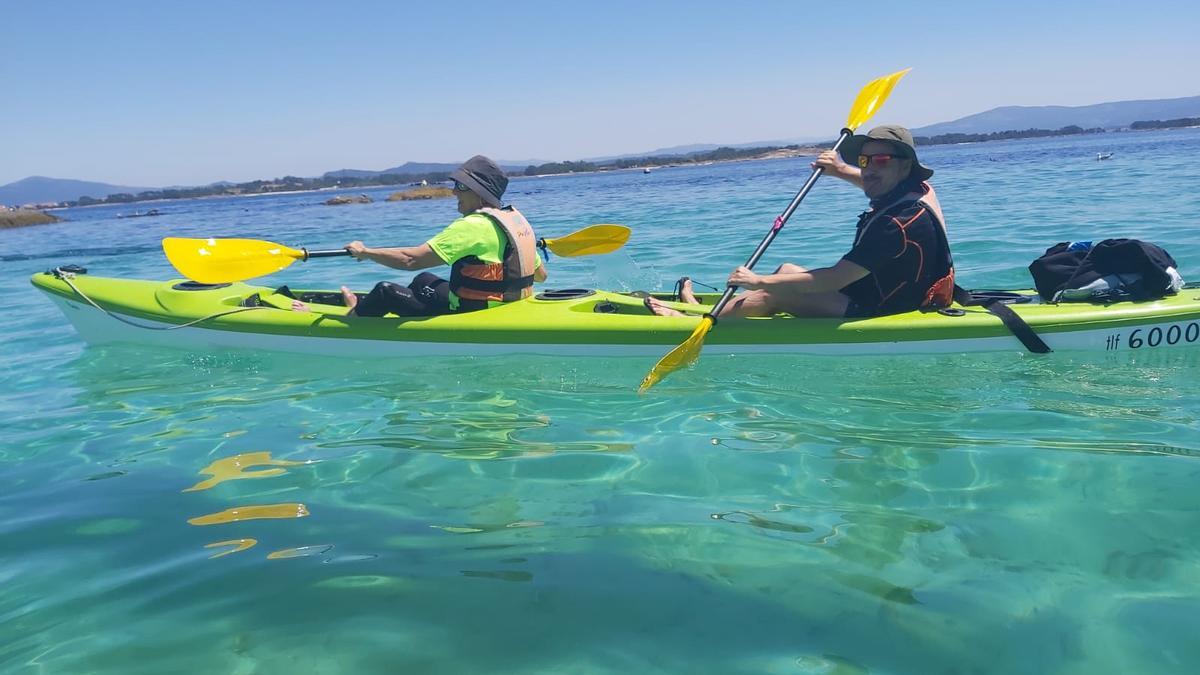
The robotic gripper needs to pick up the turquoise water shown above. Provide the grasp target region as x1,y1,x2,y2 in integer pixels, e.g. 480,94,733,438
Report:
3,129,1200,674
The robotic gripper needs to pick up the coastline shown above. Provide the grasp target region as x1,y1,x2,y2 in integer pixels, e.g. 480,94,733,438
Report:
19,125,1199,209
518,146,824,179
53,150,827,207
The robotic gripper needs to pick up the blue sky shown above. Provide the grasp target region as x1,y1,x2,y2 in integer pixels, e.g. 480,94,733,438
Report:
3,0,1197,187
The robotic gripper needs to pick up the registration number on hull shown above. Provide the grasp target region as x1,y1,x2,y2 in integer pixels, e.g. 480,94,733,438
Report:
1106,321,1200,350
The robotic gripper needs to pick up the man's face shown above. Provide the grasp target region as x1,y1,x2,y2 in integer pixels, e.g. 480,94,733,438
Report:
859,140,913,199
454,181,484,214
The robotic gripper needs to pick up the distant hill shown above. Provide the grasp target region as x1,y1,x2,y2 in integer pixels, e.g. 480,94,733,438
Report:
584,139,823,163
584,144,722,162
912,95,1200,136
323,160,532,180
10,94,1199,206
321,169,386,180
0,176,152,206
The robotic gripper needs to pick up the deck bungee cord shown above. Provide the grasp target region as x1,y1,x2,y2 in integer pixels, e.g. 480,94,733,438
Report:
50,266,271,331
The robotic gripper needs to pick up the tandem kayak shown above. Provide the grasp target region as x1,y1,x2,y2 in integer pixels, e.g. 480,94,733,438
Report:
30,270,1200,357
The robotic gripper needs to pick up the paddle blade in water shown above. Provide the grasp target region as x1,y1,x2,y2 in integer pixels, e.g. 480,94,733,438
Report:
162,237,306,284
845,68,910,131
638,315,714,393
541,224,631,257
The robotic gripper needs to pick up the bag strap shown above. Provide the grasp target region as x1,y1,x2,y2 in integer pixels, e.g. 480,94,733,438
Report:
953,285,1052,354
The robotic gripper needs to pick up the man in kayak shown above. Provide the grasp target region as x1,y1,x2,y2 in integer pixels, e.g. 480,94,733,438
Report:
646,125,953,318
304,155,547,316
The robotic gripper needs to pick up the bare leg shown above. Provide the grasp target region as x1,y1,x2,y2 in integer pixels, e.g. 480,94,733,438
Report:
770,289,850,317
647,277,702,316
700,263,811,318
712,289,848,318
775,262,808,274
340,286,359,317
678,278,699,304
732,263,848,317
713,289,775,317
647,265,847,318
648,283,778,318
646,287,771,318
644,296,687,317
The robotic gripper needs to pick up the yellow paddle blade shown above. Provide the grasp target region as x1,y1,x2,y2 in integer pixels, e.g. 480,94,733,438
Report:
845,68,911,131
638,315,714,393
541,224,631,257
162,237,307,284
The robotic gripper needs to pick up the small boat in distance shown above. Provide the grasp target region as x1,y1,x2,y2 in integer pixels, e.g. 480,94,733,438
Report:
643,167,652,174
117,208,162,219
1097,152,1113,160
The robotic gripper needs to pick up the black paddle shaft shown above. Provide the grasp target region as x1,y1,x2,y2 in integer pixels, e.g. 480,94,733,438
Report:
707,128,853,321
307,240,547,262
302,248,353,260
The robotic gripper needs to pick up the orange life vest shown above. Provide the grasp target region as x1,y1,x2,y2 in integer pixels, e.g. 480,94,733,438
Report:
448,206,539,303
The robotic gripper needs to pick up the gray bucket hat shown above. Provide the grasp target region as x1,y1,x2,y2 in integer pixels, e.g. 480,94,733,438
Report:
450,155,508,208
839,125,934,181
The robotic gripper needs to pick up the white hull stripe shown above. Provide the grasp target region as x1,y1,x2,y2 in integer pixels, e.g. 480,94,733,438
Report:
49,297,1200,357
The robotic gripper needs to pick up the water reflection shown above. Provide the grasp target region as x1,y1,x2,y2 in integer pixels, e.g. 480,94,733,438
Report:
267,544,333,560
183,451,311,492
204,538,258,559
187,503,310,526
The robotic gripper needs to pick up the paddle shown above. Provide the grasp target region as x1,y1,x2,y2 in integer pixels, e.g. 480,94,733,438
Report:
163,223,631,284
538,224,631,257
638,68,911,393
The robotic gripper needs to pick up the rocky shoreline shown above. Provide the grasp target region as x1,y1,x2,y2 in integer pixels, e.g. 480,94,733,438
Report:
0,209,61,229
387,186,453,201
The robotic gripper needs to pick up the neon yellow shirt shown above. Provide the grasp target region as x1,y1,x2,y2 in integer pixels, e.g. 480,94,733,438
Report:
426,212,541,310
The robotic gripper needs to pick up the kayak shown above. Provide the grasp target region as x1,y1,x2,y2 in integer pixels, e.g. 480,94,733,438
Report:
30,270,1200,357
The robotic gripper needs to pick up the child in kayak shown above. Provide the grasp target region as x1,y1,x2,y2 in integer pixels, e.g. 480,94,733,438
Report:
295,155,547,316
646,125,954,319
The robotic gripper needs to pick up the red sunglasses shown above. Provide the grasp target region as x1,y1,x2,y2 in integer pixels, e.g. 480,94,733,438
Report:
857,153,904,169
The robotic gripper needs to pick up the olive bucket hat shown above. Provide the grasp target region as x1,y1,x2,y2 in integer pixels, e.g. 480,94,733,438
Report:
839,125,934,181
450,155,508,208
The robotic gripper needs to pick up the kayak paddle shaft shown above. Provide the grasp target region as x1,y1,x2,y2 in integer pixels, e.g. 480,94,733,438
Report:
707,128,853,321
302,249,353,260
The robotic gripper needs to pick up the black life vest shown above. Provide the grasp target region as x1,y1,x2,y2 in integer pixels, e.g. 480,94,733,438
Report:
854,182,955,310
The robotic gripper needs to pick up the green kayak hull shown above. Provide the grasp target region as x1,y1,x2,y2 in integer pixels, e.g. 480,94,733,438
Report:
30,272,1200,356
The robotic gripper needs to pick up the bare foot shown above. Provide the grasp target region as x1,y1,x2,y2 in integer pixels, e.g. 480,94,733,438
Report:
644,296,686,317
340,286,359,316
678,278,699,305
290,299,310,312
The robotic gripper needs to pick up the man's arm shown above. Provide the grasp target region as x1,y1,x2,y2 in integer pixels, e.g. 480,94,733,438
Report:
812,150,863,189
728,258,868,294
344,241,445,271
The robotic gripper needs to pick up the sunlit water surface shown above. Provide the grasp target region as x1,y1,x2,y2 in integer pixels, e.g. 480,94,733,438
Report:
3,129,1199,674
